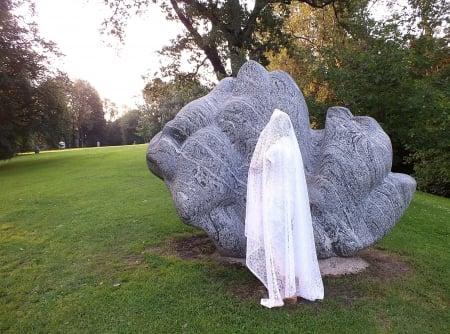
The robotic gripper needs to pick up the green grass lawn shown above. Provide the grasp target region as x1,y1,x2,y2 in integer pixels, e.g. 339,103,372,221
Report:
1,145,449,333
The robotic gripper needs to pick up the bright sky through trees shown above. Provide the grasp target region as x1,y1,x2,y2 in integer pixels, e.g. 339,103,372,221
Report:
33,0,182,110
30,0,421,111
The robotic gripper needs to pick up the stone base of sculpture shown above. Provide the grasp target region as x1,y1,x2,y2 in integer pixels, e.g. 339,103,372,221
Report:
216,253,370,277
146,60,416,259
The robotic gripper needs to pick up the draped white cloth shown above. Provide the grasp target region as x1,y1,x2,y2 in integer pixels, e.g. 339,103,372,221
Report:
245,109,324,308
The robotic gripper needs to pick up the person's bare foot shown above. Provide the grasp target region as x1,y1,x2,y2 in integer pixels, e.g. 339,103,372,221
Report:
283,296,297,304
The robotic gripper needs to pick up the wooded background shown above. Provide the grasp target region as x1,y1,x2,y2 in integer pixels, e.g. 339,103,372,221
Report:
1,0,448,196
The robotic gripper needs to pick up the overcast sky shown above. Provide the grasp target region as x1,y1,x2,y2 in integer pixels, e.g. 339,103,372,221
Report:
33,0,182,110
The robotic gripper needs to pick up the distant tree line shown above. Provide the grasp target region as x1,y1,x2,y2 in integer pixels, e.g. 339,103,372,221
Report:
0,0,148,158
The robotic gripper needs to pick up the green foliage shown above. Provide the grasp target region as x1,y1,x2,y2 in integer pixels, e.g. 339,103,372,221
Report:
102,0,336,79
320,7,449,195
103,119,123,146
103,109,151,146
408,149,450,197
137,77,210,139
0,1,107,157
0,0,59,158
70,80,106,148
271,0,449,196
118,109,143,145
33,75,73,148
0,146,449,333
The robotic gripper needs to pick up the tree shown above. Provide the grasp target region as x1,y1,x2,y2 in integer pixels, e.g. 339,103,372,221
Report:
33,74,72,148
104,119,122,146
70,80,106,148
270,0,449,196
137,76,209,139
102,0,337,80
118,109,142,144
103,109,149,145
135,103,159,143
268,2,342,125
320,0,449,196
103,98,119,121
401,0,450,196
0,0,59,158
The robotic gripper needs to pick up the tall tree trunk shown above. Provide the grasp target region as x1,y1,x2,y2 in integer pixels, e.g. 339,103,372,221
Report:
229,45,248,77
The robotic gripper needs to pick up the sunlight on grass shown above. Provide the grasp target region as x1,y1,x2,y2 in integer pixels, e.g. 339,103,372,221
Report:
1,145,449,333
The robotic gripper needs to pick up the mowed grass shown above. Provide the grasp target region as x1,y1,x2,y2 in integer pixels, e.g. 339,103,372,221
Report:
0,145,449,333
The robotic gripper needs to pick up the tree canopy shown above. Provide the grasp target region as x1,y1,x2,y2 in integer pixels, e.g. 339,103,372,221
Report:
103,0,338,79
0,0,58,158
0,0,111,157
269,0,449,196
136,77,209,140
70,80,106,148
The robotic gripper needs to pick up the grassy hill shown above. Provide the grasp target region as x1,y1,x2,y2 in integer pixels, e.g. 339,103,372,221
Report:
1,145,448,333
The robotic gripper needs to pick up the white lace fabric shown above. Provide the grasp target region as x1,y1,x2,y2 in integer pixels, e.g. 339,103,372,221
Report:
245,109,324,308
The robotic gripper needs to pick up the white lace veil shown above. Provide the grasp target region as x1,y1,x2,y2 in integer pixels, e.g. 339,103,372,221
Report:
245,109,324,308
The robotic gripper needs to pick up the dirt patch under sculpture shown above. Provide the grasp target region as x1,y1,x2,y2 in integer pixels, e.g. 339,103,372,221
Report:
148,233,410,306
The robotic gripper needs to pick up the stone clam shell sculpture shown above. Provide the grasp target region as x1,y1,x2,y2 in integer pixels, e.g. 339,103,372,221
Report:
147,60,416,259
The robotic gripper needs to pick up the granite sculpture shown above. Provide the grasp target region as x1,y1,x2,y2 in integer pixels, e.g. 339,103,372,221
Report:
146,60,416,258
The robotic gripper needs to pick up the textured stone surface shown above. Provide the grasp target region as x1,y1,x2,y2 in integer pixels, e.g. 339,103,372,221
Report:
319,257,369,276
146,60,416,258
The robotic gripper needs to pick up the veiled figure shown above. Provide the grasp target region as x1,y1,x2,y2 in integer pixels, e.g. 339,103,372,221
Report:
245,109,324,308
